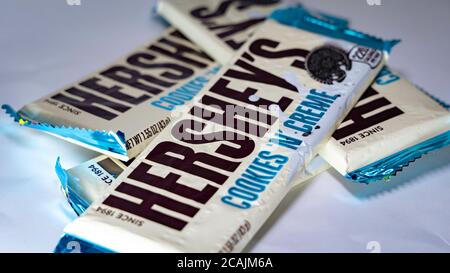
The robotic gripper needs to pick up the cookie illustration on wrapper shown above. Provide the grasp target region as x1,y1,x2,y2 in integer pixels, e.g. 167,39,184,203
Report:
306,45,352,85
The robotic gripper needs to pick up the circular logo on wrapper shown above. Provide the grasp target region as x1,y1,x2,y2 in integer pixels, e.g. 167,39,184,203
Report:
305,45,352,85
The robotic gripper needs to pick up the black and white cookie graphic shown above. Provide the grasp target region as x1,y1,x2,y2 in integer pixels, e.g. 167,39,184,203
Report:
305,45,352,85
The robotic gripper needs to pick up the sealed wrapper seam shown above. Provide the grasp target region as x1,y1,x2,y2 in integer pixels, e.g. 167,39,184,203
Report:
2,105,129,161
56,155,128,216
55,157,90,216
323,118,450,176
55,7,396,253
344,130,450,182
270,7,399,52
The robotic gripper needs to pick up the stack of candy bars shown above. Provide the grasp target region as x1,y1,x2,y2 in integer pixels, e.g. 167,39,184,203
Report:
3,1,449,253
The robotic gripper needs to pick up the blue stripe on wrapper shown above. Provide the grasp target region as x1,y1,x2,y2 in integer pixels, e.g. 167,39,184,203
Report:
345,81,450,184
314,11,349,29
270,6,400,52
55,157,90,216
291,3,350,29
54,234,114,253
1,104,128,161
346,130,450,184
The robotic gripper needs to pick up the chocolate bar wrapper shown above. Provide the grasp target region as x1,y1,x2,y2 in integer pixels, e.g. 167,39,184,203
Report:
55,2,349,216
54,8,396,252
2,28,218,161
58,68,449,208
320,67,450,183
160,1,450,183
156,0,349,65
56,155,330,215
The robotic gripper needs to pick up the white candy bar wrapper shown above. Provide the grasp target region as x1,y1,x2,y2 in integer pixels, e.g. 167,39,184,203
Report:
55,2,354,216
55,16,392,252
158,1,449,184
60,67,450,215
56,1,351,214
56,154,330,215
157,0,282,65
156,0,351,66
320,67,450,183
3,28,218,161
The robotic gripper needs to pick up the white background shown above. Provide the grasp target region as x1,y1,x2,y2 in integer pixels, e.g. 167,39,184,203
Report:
0,0,449,252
